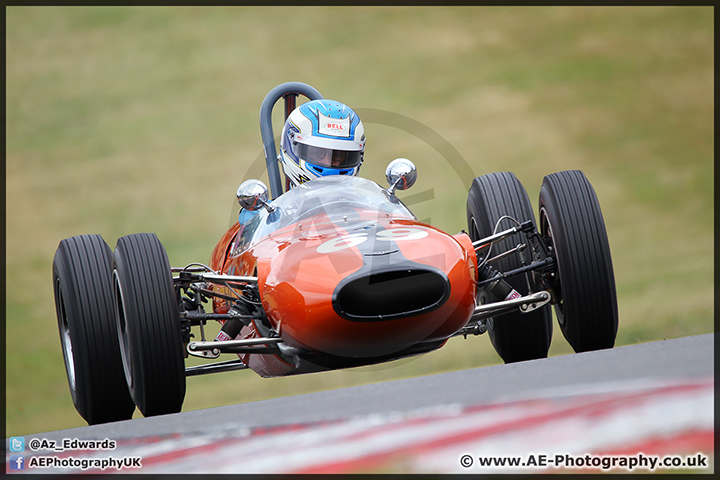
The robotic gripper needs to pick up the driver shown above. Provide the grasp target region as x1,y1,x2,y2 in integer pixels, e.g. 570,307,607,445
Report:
222,99,366,344
279,99,365,188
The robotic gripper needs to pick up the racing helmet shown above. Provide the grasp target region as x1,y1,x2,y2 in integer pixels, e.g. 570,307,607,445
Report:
280,99,365,188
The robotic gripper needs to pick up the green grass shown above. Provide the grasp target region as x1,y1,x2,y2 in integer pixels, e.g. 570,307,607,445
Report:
5,6,714,436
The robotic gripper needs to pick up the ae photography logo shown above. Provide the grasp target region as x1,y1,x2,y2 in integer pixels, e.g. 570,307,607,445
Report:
6,436,142,473
459,452,710,472
8,437,26,471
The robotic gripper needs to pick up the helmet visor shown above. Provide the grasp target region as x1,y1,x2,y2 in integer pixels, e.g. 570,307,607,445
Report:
295,143,362,169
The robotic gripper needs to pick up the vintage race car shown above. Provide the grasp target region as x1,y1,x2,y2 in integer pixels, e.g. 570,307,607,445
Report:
52,82,618,424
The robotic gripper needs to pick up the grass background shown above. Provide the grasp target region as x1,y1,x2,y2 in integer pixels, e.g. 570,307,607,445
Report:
5,6,714,437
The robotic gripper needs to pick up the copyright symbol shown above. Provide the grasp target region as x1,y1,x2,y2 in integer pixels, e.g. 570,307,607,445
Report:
29,439,41,451
460,454,473,468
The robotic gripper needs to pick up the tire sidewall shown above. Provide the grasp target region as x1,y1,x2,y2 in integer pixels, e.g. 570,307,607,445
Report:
52,254,85,409
112,250,142,407
538,183,568,326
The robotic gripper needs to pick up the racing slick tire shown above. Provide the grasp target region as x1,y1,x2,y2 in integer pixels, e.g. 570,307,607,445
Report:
52,235,136,424
538,170,618,352
113,233,186,417
467,172,553,363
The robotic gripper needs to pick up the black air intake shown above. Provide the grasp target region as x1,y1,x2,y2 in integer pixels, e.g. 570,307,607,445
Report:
333,267,450,322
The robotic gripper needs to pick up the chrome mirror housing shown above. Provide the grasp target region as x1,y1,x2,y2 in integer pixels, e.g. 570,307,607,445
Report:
385,158,417,195
236,179,274,212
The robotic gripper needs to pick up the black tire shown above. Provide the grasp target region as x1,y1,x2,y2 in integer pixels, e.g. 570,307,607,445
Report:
538,170,618,352
52,235,135,424
466,172,553,363
113,233,185,417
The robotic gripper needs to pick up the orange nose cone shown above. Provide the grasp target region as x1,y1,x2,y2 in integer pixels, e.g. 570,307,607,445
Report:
260,223,477,358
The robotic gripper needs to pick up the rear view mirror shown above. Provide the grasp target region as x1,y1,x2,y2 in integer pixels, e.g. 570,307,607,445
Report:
236,179,274,212
385,158,417,195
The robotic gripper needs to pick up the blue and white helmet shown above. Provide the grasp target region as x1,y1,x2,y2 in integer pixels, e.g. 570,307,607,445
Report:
280,99,365,188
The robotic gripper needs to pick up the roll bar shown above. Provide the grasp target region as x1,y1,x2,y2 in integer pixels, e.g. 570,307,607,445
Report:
259,82,324,199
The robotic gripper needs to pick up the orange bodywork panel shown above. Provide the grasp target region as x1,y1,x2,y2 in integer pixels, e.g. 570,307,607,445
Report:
211,209,477,373
206,176,478,377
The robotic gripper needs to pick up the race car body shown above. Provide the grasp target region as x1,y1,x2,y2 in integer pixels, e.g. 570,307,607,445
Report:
209,176,477,376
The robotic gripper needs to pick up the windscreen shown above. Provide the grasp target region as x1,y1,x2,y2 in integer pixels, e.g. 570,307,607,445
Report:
238,176,415,248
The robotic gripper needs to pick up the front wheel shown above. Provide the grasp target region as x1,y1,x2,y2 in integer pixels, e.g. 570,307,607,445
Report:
113,233,186,417
52,235,135,424
467,172,553,363
538,170,618,352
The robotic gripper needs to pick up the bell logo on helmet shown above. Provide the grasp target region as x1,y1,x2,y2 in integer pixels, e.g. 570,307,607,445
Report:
319,113,350,137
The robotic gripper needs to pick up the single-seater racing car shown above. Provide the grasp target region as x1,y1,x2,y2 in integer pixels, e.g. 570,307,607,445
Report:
52,82,618,424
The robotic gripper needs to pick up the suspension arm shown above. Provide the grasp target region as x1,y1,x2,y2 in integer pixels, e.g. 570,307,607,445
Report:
470,290,552,322
185,359,248,377
477,257,555,288
180,311,260,322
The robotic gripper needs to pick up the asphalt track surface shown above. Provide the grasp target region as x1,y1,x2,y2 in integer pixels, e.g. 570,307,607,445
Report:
8,333,714,473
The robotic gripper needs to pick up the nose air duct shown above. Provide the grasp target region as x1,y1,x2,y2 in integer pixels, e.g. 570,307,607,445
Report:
333,264,450,321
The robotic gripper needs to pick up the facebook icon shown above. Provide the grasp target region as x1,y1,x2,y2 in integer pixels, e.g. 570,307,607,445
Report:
9,455,25,470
